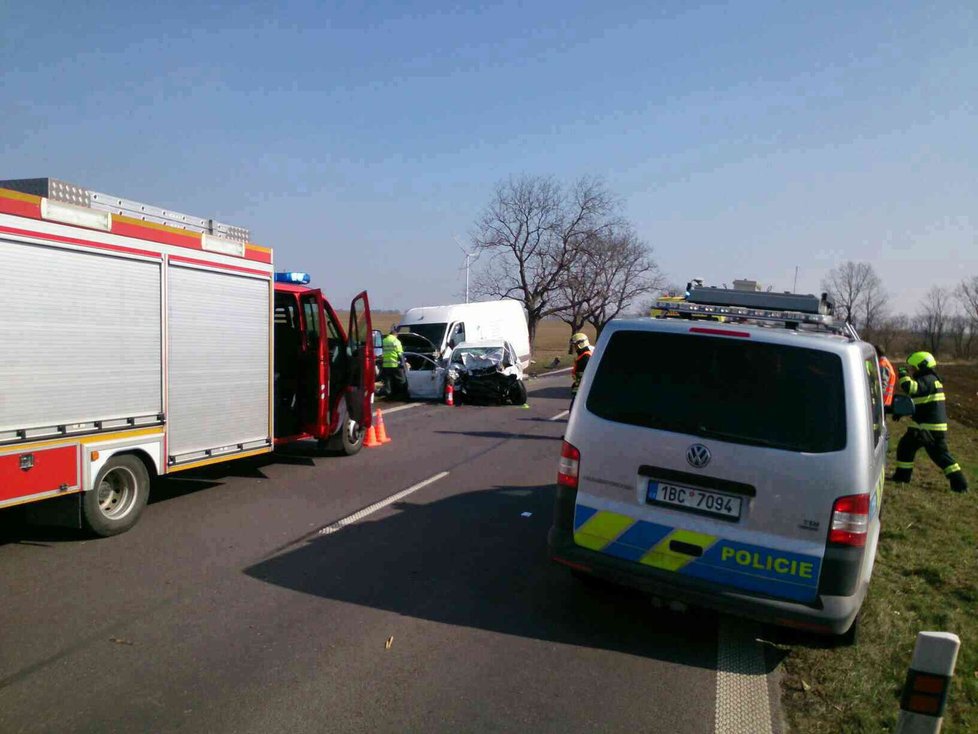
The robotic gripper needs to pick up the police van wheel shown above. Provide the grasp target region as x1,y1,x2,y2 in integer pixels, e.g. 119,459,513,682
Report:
82,455,150,537
830,614,860,648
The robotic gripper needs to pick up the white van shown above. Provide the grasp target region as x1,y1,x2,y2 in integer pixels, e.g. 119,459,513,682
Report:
549,287,911,639
396,300,530,368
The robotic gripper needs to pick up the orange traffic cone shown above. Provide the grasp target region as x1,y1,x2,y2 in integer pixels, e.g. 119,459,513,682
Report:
363,422,381,448
375,408,391,443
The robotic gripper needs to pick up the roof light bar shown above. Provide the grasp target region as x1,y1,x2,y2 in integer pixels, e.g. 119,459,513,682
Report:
274,272,311,284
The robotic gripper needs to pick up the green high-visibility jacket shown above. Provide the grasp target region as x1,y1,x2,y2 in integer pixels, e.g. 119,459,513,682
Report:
382,333,404,368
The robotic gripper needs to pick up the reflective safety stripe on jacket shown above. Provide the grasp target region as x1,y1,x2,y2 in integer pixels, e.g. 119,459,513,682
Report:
899,371,948,432
572,348,592,381
879,356,896,406
571,348,592,394
381,334,404,368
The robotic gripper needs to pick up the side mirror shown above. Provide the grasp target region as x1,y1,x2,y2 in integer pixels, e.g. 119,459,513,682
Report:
887,394,914,418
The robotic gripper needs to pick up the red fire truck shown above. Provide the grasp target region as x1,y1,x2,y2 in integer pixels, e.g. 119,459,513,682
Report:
0,178,374,536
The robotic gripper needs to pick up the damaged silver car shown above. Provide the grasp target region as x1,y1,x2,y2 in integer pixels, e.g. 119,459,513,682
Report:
399,337,527,405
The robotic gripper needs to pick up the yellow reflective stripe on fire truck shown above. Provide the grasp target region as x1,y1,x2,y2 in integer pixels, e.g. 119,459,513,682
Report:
909,422,948,431
573,511,636,550
912,393,945,405
640,528,718,572
4,428,164,453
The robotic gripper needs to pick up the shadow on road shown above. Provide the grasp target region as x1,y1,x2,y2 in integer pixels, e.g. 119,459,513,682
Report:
527,385,572,400
245,483,723,670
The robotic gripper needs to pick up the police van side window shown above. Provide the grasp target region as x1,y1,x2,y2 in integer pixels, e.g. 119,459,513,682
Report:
865,358,883,445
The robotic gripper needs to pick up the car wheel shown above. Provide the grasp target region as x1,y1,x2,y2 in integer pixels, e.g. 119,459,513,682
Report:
509,380,528,405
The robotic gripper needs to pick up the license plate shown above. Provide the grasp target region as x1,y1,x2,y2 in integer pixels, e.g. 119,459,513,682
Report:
646,480,742,520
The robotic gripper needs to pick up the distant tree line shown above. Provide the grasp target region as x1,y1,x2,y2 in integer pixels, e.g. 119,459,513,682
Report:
821,261,978,359
468,175,664,348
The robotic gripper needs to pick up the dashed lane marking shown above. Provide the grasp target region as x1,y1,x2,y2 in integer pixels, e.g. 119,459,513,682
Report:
549,410,570,421
379,403,422,415
715,617,774,733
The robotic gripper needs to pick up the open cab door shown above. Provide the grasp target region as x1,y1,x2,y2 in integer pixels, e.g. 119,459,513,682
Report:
347,291,375,429
298,290,330,439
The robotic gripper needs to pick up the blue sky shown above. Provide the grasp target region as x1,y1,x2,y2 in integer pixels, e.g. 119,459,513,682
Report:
2,1,975,314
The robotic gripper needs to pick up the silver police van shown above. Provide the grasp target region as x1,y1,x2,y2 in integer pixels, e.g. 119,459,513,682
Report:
549,286,910,638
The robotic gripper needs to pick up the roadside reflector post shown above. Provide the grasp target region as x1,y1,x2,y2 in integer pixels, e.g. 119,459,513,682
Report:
895,631,960,734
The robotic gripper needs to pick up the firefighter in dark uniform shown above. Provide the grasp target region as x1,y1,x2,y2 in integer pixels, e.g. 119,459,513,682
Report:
570,333,593,406
892,351,968,492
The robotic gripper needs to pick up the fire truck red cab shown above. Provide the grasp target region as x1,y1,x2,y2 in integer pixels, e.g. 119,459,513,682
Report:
273,277,374,451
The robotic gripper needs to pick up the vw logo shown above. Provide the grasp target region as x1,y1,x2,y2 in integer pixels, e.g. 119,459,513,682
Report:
686,444,711,469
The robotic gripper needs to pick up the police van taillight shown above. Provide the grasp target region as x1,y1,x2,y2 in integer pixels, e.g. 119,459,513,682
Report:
557,441,580,489
828,494,870,547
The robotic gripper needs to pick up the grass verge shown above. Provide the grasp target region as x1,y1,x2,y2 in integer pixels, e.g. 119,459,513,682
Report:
780,417,978,732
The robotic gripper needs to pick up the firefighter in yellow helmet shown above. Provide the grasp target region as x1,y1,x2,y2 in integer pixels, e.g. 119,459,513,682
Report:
892,351,968,492
570,333,593,399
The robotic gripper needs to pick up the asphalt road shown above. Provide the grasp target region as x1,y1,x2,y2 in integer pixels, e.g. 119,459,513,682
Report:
0,373,734,734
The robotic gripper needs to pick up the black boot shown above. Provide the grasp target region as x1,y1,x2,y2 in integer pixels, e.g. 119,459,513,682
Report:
891,468,912,484
948,471,969,493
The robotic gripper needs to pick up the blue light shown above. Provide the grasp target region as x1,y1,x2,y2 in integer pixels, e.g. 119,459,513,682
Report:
274,272,311,284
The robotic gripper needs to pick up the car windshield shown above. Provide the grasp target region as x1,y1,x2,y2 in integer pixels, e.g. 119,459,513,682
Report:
586,330,846,453
398,323,447,349
452,346,503,362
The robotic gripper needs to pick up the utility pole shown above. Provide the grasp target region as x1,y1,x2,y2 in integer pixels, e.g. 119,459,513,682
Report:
793,266,799,293
454,235,478,303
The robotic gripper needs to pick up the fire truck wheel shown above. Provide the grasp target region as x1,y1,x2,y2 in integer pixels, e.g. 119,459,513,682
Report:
82,455,150,537
340,418,365,456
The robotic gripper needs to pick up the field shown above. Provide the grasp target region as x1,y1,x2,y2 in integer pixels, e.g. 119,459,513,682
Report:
781,363,978,733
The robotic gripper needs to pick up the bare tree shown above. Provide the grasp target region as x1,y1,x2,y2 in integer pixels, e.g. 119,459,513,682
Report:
915,286,952,355
873,314,910,356
821,262,887,330
946,314,971,358
584,229,665,338
470,175,621,347
956,276,978,353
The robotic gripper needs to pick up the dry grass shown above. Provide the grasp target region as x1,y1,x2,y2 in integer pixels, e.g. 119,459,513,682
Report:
780,417,978,732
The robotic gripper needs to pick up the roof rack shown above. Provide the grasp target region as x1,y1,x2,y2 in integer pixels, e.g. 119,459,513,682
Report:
0,177,250,243
654,285,860,340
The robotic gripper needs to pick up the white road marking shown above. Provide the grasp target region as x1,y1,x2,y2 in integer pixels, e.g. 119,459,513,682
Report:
549,409,570,421
715,617,774,733
540,367,572,376
379,403,422,415
316,471,450,537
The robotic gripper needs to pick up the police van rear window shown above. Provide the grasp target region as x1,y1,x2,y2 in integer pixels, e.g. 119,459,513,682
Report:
587,331,846,453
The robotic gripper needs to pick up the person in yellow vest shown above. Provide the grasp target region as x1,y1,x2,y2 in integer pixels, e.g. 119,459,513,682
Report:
892,351,968,492
380,328,406,399
570,333,593,405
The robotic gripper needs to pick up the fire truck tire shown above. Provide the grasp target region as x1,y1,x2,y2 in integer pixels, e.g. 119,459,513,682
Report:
340,418,365,456
325,417,364,456
82,455,150,537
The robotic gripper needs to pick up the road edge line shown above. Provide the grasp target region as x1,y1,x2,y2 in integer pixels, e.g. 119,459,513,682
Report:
316,471,450,537
715,617,774,734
